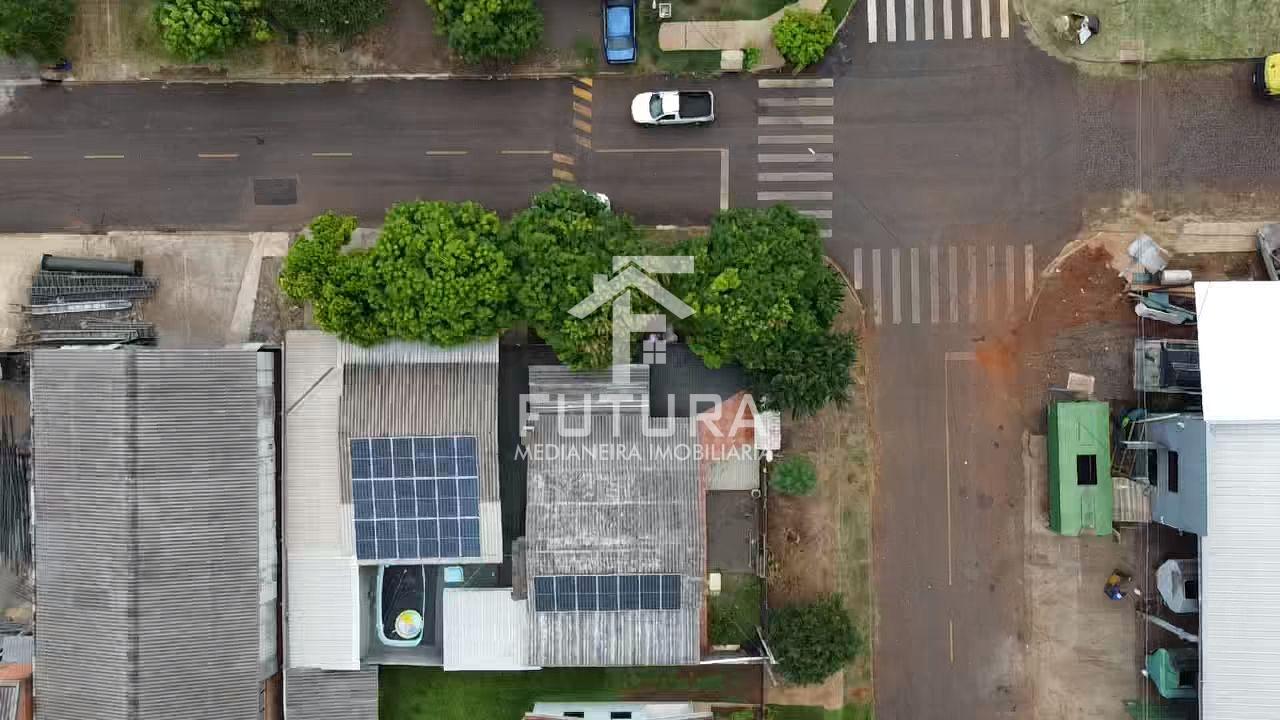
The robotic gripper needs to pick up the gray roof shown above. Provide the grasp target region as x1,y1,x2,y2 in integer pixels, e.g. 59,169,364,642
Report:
283,668,378,720
528,364,649,414
524,413,704,666
1146,414,1207,535
0,684,16,720
31,349,271,720
0,635,32,665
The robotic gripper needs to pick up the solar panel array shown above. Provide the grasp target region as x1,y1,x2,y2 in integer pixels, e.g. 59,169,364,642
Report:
351,436,482,561
532,574,682,612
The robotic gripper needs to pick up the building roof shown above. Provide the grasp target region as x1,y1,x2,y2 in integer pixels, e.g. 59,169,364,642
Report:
1195,281,1280,423
647,344,748,418
0,637,31,666
283,331,502,670
524,413,704,666
1146,414,1207,535
441,588,536,671
1046,400,1113,536
1195,281,1280,719
31,348,272,720
284,668,378,720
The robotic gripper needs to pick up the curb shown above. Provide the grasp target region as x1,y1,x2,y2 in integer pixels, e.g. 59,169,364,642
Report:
50,69,632,86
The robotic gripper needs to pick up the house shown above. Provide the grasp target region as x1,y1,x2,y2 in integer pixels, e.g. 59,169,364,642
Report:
29,348,279,720
1191,280,1280,718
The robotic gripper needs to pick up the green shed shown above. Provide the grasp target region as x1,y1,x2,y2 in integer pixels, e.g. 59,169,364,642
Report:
1145,648,1198,700
1047,400,1113,536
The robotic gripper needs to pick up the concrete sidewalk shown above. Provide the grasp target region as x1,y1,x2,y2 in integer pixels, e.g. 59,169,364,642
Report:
658,0,825,67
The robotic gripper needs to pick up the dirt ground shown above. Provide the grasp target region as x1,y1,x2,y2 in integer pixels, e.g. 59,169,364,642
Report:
764,289,874,711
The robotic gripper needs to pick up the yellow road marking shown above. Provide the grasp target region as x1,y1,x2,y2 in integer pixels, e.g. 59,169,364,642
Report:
572,85,592,102
573,118,593,134
949,620,954,664
551,168,576,182
311,152,353,158
499,149,552,155
84,154,124,159
425,150,468,156
198,153,239,159
577,77,593,87
573,101,593,118
0,155,32,160
574,135,593,150
551,153,575,166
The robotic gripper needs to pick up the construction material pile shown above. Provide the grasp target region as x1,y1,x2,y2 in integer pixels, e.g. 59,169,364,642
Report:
18,255,159,347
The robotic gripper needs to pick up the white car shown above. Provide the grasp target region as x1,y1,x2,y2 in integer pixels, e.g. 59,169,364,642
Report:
630,90,715,126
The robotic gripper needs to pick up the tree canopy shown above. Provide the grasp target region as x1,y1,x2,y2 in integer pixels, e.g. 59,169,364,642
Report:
771,455,818,496
771,8,836,69
280,201,514,347
265,0,389,39
501,186,645,369
154,0,272,62
769,594,863,685
0,0,74,62
426,0,543,64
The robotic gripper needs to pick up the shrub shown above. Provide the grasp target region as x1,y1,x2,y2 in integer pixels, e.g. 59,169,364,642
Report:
742,45,761,71
770,456,817,496
0,0,75,62
769,594,862,685
426,0,543,64
154,0,272,62
265,0,389,39
771,8,835,69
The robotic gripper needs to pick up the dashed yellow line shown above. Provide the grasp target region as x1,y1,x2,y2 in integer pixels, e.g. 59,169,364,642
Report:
198,153,239,159
577,76,593,87
551,168,576,182
573,118,593,134
551,153,575,166
84,154,124,160
572,85,593,102
0,155,32,160
573,101,593,119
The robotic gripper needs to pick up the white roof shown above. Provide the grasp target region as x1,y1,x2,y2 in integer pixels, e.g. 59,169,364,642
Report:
1194,282,1280,719
1195,282,1280,423
442,588,537,671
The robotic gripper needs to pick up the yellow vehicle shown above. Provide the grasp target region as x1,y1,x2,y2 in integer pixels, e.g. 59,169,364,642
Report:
1255,53,1280,99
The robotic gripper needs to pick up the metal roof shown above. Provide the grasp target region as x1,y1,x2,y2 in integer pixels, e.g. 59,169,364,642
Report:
284,668,378,720
0,684,16,720
1195,281,1280,719
31,348,271,720
524,413,704,666
442,588,537,671
0,636,32,666
1046,401,1113,536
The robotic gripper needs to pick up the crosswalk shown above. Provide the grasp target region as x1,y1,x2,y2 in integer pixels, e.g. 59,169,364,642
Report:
852,244,1035,327
755,78,836,239
866,0,1011,43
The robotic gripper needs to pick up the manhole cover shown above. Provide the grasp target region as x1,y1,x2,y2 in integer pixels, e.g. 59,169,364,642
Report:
254,177,297,206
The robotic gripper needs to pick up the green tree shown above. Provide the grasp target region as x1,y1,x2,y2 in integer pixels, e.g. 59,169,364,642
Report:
426,0,543,63
749,329,857,416
154,0,272,62
0,0,74,62
265,0,389,39
501,186,647,369
769,594,862,685
280,201,513,347
770,455,818,496
771,8,836,69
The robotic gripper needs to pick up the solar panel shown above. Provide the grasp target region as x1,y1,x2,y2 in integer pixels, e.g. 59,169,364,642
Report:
351,435,481,561
533,575,682,612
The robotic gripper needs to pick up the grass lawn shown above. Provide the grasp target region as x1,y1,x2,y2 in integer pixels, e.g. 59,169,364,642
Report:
379,666,755,720
823,0,859,28
1024,0,1280,64
709,573,764,646
671,0,795,21
769,703,875,720
636,3,724,75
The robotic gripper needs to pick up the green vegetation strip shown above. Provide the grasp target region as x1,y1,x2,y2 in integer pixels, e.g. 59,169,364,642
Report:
823,0,858,28
768,703,875,720
709,573,763,646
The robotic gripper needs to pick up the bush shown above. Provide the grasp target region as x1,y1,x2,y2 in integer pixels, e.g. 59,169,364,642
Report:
742,46,761,71
0,0,74,62
770,456,817,496
154,0,272,62
771,8,835,69
426,0,543,63
769,594,862,685
265,0,389,39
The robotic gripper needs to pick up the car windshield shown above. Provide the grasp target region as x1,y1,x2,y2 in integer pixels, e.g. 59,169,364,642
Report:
649,95,664,119
606,37,631,51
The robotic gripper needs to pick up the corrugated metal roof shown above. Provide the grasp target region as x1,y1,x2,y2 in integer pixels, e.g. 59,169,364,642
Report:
284,668,378,720
442,589,537,671
0,636,32,666
528,365,649,414
1200,422,1280,718
525,414,704,666
0,684,16,720
31,349,268,720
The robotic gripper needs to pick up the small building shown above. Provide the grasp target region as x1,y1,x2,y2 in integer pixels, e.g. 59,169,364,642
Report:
0,635,33,720
1047,400,1113,536
1145,648,1198,700
30,348,279,720
1132,414,1207,536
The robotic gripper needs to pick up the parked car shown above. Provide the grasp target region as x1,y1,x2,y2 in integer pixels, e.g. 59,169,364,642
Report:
1254,53,1279,99
630,90,715,126
603,0,637,65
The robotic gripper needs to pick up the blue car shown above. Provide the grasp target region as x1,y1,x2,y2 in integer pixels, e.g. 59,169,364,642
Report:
603,0,637,64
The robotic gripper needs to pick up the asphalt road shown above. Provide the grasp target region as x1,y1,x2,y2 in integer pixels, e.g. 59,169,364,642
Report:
3,19,1280,719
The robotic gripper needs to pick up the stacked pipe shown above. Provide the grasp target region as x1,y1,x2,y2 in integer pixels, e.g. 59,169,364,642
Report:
20,256,158,346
